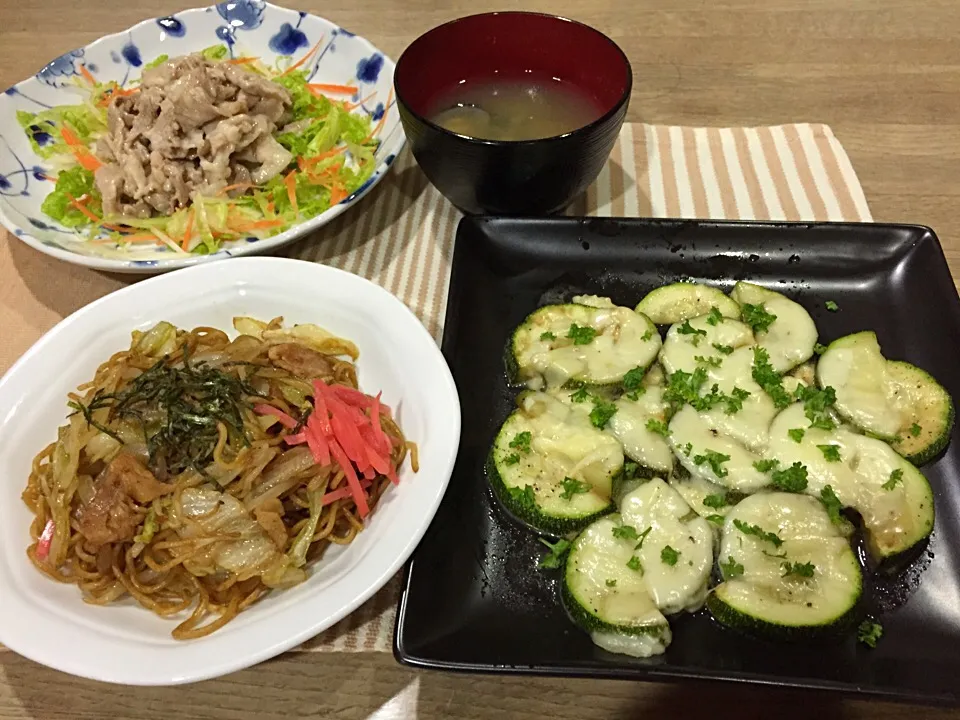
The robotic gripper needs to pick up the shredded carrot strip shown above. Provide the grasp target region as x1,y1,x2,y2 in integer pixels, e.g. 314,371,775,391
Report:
307,82,359,95
266,201,275,214
363,88,392,143
218,182,255,196
284,170,298,215
227,56,257,64
79,64,97,86
65,193,101,223
280,35,325,76
344,91,377,112
60,126,102,171
181,209,194,251
38,172,57,182
329,186,347,205
233,219,285,231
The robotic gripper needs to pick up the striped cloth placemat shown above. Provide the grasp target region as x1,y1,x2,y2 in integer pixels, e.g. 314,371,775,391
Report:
283,121,872,652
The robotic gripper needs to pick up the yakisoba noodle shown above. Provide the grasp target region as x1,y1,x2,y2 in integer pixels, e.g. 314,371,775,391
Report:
22,316,416,639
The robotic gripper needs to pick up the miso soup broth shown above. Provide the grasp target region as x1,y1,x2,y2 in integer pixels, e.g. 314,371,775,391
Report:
427,77,602,141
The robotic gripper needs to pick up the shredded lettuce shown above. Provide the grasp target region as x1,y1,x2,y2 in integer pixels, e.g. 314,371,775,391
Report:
201,44,228,61
24,49,381,254
144,53,169,70
17,104,106,159
40,167,100,227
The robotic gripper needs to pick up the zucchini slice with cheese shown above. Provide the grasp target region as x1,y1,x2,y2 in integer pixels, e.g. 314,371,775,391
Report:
659,315,754,376
488,391,621,534
707,492,862,639
729,282,818,373
636,282,741,325
697,346,778,453
562,514,672,658
817,332,953,463
618,479,715,614
510,302,661,388
669,471,744,522
767,403,935,561
667,405,770,493
606,386,674,475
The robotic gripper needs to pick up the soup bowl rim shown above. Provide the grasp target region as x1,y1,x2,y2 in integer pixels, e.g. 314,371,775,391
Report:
394,10,633,147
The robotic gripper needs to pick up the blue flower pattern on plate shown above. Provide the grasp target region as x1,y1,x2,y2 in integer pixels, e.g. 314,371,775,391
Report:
37,49,84,88
356,53,383,84
121,43,143,68
157,17,186,37
269,23,309,56
0,1,404,270
216,0,265,29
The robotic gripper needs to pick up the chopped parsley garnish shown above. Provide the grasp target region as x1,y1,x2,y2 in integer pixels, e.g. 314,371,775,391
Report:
664,367,709,409
720,555,745,578
508,431,532,453
753,458,780,472
820,485,845,525
818,444,842,462
857,619,883,648
641,329,655,342
622,366,646,392
706,514,725,526
910,422,922,437
612,524,641,541
770,461,809,492
682,442,693,457
781,561,816,578
660,545,680,566
538,537,571,569
677,319,707,338
795,384,837,431
626,556,644,572
788,428,806,443
706,306,724,326
625,388,645,401
506,484,536,511
570,387,590,403
693,449,731,478
825,300,839,312
725,387,751,415
813,342,828,355
713,343,735,355
882,468,904,491
560,476,591,500
742,303,777,334
589,398,618,429
503,453,521,466
694,355,722,368
540,331,556,341
703,493,729,509
646,418,670,437
605,578,617,588
635,526,653,550
621,461,639,480
567,323,597,345
733,519,784,547
752,347,792,409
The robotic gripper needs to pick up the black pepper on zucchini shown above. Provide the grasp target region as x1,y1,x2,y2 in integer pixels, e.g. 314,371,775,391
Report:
510,302,661,388
488,391,621,535
707,492,862,639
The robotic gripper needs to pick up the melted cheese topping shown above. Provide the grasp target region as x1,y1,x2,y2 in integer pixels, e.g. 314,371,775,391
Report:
514,303,661,386
607,387,674,472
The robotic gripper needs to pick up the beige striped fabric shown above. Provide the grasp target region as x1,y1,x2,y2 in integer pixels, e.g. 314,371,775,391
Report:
281,121,871,653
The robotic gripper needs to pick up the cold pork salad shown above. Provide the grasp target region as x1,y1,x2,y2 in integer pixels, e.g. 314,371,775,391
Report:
489,283,952,657
18,44,386,254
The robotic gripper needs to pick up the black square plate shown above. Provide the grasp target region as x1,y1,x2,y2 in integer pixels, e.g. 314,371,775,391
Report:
394,217,960,705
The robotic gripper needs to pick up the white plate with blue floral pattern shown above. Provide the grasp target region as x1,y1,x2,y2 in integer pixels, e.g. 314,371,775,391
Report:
0,2,405,273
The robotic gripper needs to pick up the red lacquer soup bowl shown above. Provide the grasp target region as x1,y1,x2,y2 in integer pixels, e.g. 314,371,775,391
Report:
394,12,632,215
